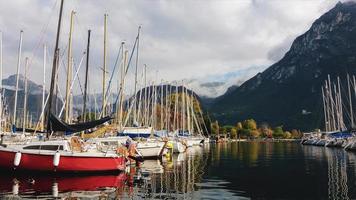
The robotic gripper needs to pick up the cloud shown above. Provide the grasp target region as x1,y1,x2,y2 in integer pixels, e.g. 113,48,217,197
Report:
0,0,343,98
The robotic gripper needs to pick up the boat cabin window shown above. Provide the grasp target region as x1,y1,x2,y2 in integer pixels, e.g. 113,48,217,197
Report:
23,145,63,151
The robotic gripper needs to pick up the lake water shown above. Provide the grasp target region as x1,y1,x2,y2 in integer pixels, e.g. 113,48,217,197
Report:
0,141,355,199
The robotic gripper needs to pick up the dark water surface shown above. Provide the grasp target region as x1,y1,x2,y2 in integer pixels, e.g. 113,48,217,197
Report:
0,142,355,199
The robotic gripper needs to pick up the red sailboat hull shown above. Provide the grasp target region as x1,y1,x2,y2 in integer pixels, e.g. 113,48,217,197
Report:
0,173,127,194
0,150,126,172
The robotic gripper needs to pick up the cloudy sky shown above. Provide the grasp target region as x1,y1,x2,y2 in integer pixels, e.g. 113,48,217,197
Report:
0,0,346,97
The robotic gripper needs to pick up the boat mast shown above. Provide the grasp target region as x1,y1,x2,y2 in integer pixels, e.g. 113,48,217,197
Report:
182,82,185,132
41,44,46,132
322,86,328,131
13,30,23,133
173,84,178,131
83,30,91,122
347,74,354,129
133,26,141,124
65,10,75,123
327,75,335,131
118,50,128,131
165,82,169,130
160,81,164,130
46,0,64,134
337,77,344,130
102,14,108,116
186,87,191,134
23,57,29,134
143,64,147,126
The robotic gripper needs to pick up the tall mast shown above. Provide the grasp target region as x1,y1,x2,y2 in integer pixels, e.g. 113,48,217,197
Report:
13,30,23,132
47,0,64,134
182,82,185,132
133,26,141,123
102,14,108,116
186,87,191,134
160,81,164,130
143,64,147,126
165,82,169,130
23,57,29,134
41,44,46,132
347,74,354,129
83,30,91,122
65,10,75,123
337,77,343,130
322,87,328,131
118,50,128,131
173,84,178,131
327,75,335,130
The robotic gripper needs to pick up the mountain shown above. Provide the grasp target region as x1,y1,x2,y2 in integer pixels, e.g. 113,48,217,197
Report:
2,74,46,120
210,2,356,131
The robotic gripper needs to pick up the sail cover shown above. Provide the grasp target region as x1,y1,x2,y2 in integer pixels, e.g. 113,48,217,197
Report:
49,113,112,133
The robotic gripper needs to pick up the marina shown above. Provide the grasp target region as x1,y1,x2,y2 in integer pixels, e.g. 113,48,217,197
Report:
0,142,355,199
0,0,356,199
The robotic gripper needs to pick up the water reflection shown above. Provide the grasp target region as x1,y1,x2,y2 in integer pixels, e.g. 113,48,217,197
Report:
0,142,355,199
0,173,127,199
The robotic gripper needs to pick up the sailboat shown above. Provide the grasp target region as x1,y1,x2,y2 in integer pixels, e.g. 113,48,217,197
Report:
0,0,127,172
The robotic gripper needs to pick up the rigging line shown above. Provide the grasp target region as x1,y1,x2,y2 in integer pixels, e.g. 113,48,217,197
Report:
124,30,140,76
111,37,139,113
73,59,84,96
27,0,59,69
103,44,123,107
58,52,86,118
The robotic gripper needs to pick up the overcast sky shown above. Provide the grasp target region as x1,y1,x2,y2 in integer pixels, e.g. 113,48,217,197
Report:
0,0,345,97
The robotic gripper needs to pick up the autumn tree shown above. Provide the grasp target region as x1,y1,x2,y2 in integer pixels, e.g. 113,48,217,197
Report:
291,129,303,139
230,128,237,139
284,131,292,139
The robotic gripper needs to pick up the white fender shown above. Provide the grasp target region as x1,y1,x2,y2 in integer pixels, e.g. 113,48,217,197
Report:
53,152,60,167
12,183,19,195
52,182,58,197
14,152,21,167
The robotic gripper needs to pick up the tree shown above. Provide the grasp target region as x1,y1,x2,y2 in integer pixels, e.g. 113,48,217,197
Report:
230,128,237,139
272,126,284,138
260,123,273,138
291,129,303,139
236,122,243,130
242,119,257,130
250,130,261,138
236,122,243,138
284,131,292,139
219,127,227,136
211,121,219,136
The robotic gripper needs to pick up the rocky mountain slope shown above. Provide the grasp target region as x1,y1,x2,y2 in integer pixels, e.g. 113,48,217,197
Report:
210,2,356,131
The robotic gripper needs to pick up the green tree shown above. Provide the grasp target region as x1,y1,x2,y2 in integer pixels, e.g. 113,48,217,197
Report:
273,126,284,138
230,128,237,139
219,127,227,136
211,121,219,136
236,122,243,138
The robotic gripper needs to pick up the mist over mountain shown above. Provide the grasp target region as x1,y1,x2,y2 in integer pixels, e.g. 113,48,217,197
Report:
209,2,356,131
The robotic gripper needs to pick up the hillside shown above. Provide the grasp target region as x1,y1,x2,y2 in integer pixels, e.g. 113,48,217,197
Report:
210,2,356,131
